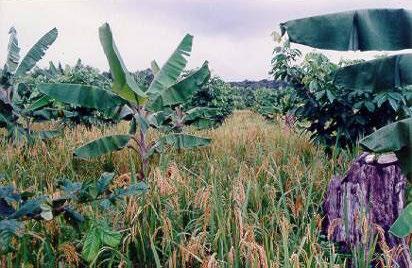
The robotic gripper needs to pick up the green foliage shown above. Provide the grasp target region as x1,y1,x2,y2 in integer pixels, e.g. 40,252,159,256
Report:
280,7,412,252
253,87,293,118
99,23,147,104
82,221,122,263
20,60,122,128
0,172,147,264
271,40,412,148
280,9,412,51
39,23,212,181
0,27,59,144
360,117,412,177
233,86,255,109
389,203,412,238
74,134,131,159
185,76,234,126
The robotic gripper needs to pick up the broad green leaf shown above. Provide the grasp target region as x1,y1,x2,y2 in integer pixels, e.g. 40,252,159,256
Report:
110,182,148,201
100,227,121,248
148,61,210,111
151,60,160,75
147,34,193,96
0,200,15,218
390,203,412,238
82,226,101,263
0,102,14,128
389,98,399,111
74,134,131,159
6,27,20,72
360,118,412,176
129,117,137,135
15,28,58,76
39,204,53,221
326,90,335,103
135,114,150,134
148,133,211,157
48,61,59,77
364,101,375,112
27,95,52,111
0,219,23,235
99,23,147,104
334,54,412,92
147,110,172,129
183,107,219,123
119,105,134,120
10,197,46,219
37,129,61,140
63,207,85,226
281,9,412,51
38,83,124,110
82,222,121,262
96,172,115,195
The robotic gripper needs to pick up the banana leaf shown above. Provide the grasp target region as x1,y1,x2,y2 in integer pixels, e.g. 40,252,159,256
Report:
38,83,124,110
15,28,58,76
360,118,412,176
146,133,211,158
99,23,147,104
147,61,210,111
147,34,193,96
6,27,20,72
281,9,412,51
390,203,412,238
37,129,62,140
334,54,412,91
74,134,131,159
183,107,219,123
27,95,52,112
151,60,160,75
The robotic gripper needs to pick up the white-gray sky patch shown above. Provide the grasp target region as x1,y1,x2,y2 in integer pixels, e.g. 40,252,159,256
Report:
1,0,412,80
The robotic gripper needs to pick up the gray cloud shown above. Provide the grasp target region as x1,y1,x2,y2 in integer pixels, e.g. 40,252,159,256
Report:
1,0,412,80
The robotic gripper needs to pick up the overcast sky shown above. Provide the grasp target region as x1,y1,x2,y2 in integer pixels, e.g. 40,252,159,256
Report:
1,0,412,81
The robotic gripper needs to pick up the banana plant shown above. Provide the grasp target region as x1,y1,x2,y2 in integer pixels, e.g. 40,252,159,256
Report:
38,23,211,180
0,172,147,258
281,9,412,238
0,27,60,143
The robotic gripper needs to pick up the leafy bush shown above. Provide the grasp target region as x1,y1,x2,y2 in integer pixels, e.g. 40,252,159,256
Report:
232,86,255,109
20,60,120,128
253,87,293,118
185,76,234,126
0,27,60,143
0,172,146,265
271,41,412,148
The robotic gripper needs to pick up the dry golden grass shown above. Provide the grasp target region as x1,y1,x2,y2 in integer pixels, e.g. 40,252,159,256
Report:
0,110,360,266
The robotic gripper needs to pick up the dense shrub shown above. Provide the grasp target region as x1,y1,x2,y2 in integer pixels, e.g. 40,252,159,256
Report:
253,87,294,118
19,60,120,127
271,41,412,148
232,86,255,109
185,76,234,125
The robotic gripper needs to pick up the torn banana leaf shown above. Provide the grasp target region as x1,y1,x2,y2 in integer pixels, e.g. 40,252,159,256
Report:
281,9,412,51
334,54,412,92
360,118,412,176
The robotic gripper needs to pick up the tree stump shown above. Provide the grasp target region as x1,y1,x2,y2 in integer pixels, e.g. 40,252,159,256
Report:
322,153,412,267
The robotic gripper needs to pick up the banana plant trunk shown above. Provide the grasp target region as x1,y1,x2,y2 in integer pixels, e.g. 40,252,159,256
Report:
322,153,412,267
